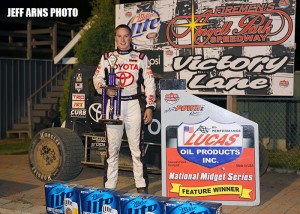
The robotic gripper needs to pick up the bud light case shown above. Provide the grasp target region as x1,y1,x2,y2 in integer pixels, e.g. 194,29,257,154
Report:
120,193,169,214
45,182,84,214
80,187,125,214
165,198,222,214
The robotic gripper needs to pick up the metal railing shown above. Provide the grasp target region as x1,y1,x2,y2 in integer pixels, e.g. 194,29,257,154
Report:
0,58,66,139
26,64,71,138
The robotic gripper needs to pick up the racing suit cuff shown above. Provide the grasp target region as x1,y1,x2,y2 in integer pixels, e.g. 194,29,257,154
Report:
146,106,155,111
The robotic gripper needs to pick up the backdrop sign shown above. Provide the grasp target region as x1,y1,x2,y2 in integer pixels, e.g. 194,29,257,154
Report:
160,79,260,206
116,0,296,96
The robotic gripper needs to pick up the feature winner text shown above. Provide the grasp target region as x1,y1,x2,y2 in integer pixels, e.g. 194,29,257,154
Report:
169,172,253,181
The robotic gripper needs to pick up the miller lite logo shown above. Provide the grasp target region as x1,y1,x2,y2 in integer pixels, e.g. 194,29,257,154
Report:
128,9,161,47
120,194,163,214
177,118,243,168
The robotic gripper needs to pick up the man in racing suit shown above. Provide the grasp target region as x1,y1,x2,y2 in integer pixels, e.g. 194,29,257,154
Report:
93,24,156,194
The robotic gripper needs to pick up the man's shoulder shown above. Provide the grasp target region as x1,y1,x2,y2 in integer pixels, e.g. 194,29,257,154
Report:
132,49,147,60
103,50,117,60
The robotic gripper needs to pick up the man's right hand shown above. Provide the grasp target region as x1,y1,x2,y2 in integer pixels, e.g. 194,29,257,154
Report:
107,89,117,97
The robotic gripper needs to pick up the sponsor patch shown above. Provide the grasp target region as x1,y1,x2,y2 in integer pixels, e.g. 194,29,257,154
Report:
72,101,85,109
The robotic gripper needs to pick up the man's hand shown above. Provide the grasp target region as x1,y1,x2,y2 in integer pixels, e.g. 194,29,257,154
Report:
144,108,153,125
107,89,117,97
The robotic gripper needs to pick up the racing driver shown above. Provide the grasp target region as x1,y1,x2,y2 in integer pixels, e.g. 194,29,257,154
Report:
93,24,156,194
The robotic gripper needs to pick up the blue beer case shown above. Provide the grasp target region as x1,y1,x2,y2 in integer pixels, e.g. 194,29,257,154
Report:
120,192,169,214
45,181,86,214
80,187,125,214
165,198,222,214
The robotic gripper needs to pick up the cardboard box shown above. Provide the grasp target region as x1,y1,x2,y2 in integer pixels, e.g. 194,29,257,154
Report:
120,192,169,214
80,187,125,214
45,182,84,214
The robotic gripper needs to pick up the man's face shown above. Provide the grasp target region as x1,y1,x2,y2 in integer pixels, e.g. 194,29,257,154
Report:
115,27,132,50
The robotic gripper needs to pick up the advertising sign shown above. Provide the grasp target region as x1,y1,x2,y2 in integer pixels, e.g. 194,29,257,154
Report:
161,80,260,206
116,0,296,96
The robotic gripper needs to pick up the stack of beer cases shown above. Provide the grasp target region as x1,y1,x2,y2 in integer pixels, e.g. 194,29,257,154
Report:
45,182,223,214
165,198,222,214
80,187,125,214
45,182,86,214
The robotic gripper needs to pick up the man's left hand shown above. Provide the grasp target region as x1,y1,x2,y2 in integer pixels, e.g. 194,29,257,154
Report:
144,108,153,125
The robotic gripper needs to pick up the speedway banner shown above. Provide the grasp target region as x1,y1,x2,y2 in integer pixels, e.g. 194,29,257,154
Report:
116,0,296,96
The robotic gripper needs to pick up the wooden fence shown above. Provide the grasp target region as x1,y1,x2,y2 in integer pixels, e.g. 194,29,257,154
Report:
0,17,80,59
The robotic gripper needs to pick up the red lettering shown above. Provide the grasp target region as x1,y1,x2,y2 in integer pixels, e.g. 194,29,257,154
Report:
184,134,240,146
184,134,196,145
193,134,204,145
228,134,239,145
175,105,201,111
204,134,219,145
214,134,228,145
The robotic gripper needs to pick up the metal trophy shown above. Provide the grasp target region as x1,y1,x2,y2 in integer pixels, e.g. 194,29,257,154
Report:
99,53,123,125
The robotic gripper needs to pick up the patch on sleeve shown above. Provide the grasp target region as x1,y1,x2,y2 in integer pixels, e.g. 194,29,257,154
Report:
103,52,110,60
139,52,145,60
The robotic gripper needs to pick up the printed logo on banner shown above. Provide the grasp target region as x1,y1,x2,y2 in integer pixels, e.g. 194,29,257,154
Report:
89,103,102,122
164,104,204,116
141,50,164,74
75,83,83,92
177,118,243,168
76,73,82,82
125,11,132,18
279,80,289,88
72,93,85,100
70,109,86,118
127,9,161,47
72,101,85,109
165,93,179,105
166,1,293,48
278,0,290,8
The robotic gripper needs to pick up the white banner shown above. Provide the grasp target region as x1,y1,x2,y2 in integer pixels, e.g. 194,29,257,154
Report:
116,0,296,96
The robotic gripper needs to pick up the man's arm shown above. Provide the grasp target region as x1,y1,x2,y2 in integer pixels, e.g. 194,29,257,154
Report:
93,55,107,94
142,54,156,124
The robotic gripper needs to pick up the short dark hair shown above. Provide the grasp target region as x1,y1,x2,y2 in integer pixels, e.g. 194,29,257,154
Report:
115,24,132,36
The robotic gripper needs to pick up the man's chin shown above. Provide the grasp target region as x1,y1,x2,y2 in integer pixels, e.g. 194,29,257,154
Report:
119,46,129,50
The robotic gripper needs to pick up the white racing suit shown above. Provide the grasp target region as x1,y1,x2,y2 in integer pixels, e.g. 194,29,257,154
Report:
93,47,156,189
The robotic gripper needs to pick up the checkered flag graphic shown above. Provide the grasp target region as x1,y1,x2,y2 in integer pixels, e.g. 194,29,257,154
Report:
196,125,210,133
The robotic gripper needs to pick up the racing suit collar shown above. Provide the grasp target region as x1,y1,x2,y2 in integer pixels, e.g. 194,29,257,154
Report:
116,46,133,55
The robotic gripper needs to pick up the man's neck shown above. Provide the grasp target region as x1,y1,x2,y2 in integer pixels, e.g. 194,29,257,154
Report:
117,46,133,54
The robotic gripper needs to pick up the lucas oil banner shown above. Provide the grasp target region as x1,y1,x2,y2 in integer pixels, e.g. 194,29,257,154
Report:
160,79,260,206
116,0,296,96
